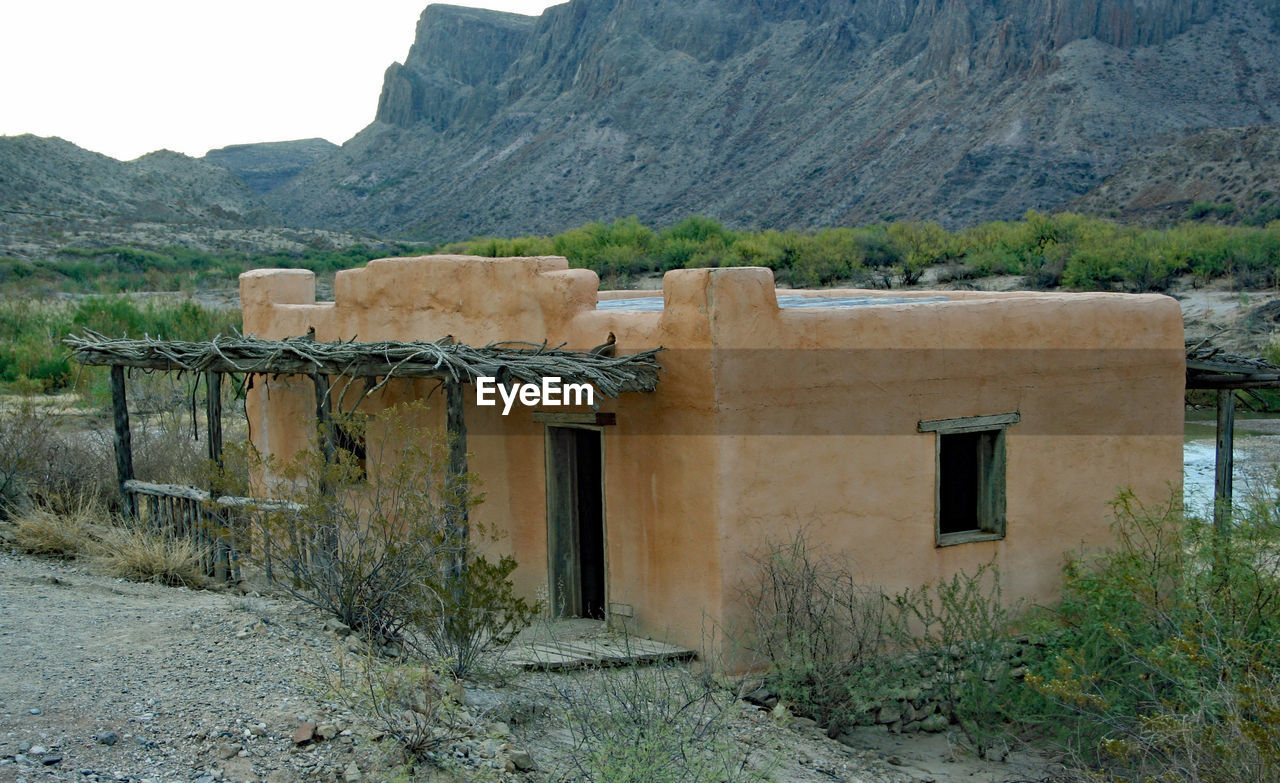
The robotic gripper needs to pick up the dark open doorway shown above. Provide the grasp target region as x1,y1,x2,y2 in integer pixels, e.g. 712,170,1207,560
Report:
545,426,606,619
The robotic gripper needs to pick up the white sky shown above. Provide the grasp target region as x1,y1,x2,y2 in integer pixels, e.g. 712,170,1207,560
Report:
0,1,562,161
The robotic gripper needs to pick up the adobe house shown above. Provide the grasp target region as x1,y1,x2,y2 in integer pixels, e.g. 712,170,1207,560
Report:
238,255,1185,653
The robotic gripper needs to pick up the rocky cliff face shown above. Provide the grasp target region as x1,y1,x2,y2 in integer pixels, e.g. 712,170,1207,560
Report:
265,0,1280,239
375,5,537,131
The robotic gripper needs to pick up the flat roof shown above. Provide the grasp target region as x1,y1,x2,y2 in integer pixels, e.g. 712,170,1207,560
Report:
596,294,950,312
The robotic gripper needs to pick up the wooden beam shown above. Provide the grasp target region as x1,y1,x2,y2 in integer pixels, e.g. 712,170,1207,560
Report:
532,412,617,426
1214,388,1235,538
1186,375,1280,389
70,351,658,393
124,479,210,501
445,378,470,579
205,371,223,469
918,411,1021,433
109,366,136,517
312,373,336,469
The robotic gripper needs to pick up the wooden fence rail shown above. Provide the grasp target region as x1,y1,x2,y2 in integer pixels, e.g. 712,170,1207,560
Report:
124,479,302,582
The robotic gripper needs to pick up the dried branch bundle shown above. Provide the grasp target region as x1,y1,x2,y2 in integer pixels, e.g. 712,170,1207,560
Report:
65,330,663,396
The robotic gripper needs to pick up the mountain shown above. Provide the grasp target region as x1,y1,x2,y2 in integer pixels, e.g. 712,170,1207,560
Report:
1072,125,1280,224
0,135,377,259
262,0,1280,241
0,135,272,227
203,139,339,194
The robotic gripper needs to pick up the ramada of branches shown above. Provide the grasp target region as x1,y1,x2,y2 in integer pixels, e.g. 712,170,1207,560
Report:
65,330,663,400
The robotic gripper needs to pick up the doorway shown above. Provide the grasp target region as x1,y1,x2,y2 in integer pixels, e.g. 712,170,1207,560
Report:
545,426,606,619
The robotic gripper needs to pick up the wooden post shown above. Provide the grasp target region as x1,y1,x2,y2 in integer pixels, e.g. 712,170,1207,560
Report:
109,365,136,518
312,373,336,471
445,378,470,581
205,371,232,582
311,373,337,571
205,371,223,467
1214,388,1235,539
1213,387,1236,591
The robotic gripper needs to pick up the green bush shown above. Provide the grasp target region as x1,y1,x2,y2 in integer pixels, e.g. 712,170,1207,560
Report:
410,551,539,677
1026,490,1280,780
437,211,1280,293
0,296,239,393
546,654,770,783
16,212,1280,303
746,531,1028,749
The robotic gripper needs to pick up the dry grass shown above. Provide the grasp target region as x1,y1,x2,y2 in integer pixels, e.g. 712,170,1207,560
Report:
10,499,101,557
92,525,205,587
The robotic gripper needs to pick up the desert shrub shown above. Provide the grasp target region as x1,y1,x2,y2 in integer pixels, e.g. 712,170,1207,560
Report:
93,523,205,586
1026,490,1280,781
248,405,467,638
662,215,733,245
654,236,703,271
436,212,1280,292
10,499,100,557
0,400,57,513
887,219,951,285
26,427,115,511
131,401,218,487
407,551,539,678
884,563,1029,756
745,531,893,734
0,295,240,394
328,650,477,765
745,531,1028,749
0,397,115,514
445,235,555,258
546,655,769,783
241,402,536,676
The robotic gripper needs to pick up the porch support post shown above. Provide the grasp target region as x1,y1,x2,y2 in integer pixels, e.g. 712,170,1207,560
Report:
1213,388,1235,539
109,365,136,518
205,371,223,468
445,378,470,579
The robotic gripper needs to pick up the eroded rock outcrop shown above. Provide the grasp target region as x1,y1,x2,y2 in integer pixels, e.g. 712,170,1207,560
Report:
265,0,1280,238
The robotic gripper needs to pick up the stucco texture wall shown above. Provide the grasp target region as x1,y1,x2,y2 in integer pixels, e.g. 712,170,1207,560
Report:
240,256,1185,656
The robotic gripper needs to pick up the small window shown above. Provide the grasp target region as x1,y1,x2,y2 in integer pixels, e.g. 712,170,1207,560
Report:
919,413,1018,546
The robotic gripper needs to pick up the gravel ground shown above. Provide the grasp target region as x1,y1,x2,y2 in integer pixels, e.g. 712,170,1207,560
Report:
0,549,1040,783
0,551,384,783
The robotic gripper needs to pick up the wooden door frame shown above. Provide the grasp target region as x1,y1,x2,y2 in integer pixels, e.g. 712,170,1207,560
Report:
543,423,609,619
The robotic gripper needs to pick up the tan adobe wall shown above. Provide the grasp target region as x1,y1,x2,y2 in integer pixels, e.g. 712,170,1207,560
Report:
240,256,1185,655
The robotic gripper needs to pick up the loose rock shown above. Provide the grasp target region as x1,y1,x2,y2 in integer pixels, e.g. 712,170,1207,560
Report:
509,748,536,771
293,722,317,745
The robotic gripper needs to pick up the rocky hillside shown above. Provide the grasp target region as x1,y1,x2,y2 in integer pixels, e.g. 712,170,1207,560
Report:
0,135,381,260
263,0,1280,241
203,138,338,194
1073,125,1280,224
0,135,271,227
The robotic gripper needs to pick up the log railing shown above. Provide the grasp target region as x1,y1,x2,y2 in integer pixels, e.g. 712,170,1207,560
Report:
124,479,301,582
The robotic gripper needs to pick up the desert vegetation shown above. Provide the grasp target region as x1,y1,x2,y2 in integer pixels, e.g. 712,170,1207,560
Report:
218,403,540,679
443,212,1280,292
5,211,1278,306
746,489,1280,782
0,295,240,393
0,242,430,296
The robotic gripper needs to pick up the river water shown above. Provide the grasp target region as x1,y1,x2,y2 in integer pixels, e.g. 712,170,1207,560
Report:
1183,417,1280,518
